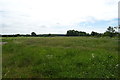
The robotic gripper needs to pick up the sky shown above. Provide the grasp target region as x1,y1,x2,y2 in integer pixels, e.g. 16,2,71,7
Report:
0,0,119,34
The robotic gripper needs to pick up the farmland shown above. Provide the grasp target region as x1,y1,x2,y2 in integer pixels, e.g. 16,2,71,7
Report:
1,37,119,78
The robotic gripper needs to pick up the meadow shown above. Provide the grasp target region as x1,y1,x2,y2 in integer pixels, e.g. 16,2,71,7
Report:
1,37,119,78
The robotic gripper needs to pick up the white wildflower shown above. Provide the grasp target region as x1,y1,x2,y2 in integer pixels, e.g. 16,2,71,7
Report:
92,53,94,58
116,64,119,67
111,74,114,77
46,54,53,59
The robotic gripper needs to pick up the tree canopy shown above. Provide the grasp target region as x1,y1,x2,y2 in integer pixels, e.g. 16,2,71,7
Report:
31,32,36,36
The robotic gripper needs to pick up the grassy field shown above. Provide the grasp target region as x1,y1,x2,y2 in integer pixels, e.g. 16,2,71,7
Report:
1,37,119,78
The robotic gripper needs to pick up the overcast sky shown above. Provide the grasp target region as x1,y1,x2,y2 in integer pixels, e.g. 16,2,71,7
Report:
0,0,119,34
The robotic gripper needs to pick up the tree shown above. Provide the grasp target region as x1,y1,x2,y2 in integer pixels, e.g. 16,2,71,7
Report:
15,34,20,37
79,31,87,36
107,26,115,33
91,31,99,36
31,32,36,36
67,30,88,36
66,30,79,36
48,33,52,37
114,25,120,33
104,26,115,37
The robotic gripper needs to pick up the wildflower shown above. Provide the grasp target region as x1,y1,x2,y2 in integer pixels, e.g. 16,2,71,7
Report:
116,64,119,67
92,53,94,58
46,54,53,59
111,74,114,77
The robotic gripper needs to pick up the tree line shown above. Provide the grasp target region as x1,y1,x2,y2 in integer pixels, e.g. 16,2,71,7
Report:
1,26,120,37
67,26,120,37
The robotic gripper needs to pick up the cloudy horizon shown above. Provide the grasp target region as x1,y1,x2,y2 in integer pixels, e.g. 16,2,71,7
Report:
0,0,119,35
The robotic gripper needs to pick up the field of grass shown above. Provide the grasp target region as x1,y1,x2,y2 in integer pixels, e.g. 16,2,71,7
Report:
1,37,119,78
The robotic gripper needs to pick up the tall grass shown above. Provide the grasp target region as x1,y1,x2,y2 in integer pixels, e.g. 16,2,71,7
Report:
2,37,119,78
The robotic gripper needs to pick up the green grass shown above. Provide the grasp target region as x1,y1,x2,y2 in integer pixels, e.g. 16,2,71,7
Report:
2,37,119,78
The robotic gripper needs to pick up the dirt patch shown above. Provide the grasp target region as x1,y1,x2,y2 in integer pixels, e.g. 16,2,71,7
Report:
0,42,8,45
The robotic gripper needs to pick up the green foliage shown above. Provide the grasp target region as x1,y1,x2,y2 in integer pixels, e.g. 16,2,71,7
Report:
31,32,36,36
67,30,88,36
2,26,120,37
103,26,119,37
107,26,115,33
2,37,118,78
91,31,99,36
